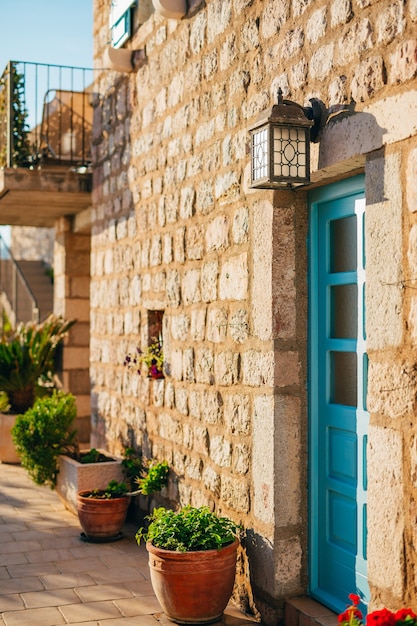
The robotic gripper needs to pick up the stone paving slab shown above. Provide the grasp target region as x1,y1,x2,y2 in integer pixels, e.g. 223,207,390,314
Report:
0,463,259,625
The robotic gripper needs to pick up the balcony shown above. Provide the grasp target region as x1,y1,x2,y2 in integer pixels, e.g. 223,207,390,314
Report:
0,61,94,227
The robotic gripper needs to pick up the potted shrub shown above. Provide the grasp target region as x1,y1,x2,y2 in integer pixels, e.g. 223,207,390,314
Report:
77,460,169,542
136,505,241,624
0,314,75,464
11,391,78,487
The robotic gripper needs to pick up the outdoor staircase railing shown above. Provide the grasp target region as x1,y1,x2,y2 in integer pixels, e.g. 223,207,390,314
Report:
0,235,39,327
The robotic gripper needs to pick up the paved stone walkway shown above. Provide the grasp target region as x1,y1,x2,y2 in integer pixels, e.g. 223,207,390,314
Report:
0,463,258,626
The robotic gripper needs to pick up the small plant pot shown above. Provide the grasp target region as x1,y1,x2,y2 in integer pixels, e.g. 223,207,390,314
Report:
146,539,239,624
77,491,130,541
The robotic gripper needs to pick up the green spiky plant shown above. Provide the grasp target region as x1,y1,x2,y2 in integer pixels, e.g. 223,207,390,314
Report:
0,314,76,414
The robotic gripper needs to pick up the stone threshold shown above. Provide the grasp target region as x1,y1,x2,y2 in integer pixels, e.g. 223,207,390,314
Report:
285,597,338,626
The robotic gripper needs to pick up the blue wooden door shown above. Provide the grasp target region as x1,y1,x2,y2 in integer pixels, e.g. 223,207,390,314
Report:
309,176,369,613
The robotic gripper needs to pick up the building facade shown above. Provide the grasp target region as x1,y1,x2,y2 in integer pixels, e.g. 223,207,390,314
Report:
88,0,417,623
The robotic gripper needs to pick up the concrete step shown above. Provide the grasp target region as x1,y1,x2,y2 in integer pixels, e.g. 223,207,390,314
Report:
285,597,338,626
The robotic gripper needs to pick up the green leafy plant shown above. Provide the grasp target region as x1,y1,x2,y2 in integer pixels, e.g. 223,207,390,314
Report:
78,448,115,464
0,314,76,414
121,447,144,484
124,335,164,379
339,594,417,626
12,391,78,488
136,459,169,495
85,480,129,499
136,505,241,552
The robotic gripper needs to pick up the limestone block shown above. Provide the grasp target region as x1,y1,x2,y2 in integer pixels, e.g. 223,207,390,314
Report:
190,308,207,341
309,43,334,81
189,389,201,420
240,19,260,52
190,11,207,55
252,200,273,340
183,348,195,382
207,0,231,43
166,270,181,307
220,475,249,513
195,347,214,384
336,19,372,65
163,233,173,264
407,149,417,213
214,172,240,205
220,33,237,71
175,387,188,415
194,426,209,454
366,153,403,350
233,443,250,475
201,390,223,425
206,215,229,251
185,456,203,480
376,2,405,45
159,412,182,445
367,425,404,597
367,361,415,419
170,349,183,381
153,378,165,407
274,537,303,592
180,187,195,220
261,0,288,39
171,314,190,341
219,253,248,301
253,394,274,524
174,226,185,263
196,180,214,214
182,269,201,305
351,55,386,102
186,224,204,260
224,393,250,435
202,465,220,495
215,350,239,386
306,7,327,44
201,260,218,302
210,435,232,467
207,308,228,343
229,309,249,343
241,350,274,387
412,0,417,20
391,39,417,86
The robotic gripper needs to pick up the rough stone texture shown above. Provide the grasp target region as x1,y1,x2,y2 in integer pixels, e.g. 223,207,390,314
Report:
367,426,405,601
89,0,417,622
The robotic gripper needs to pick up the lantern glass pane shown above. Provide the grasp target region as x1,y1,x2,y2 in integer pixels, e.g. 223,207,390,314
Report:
252,127,269,182
273,125,308,180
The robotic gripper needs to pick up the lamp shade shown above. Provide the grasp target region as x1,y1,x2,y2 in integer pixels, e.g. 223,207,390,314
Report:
249,92,314,188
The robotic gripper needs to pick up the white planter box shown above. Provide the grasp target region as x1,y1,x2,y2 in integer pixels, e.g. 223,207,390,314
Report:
56,450,124,515
0,413,20,464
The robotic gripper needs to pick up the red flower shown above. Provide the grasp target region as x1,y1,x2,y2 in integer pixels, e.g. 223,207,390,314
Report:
394,609,417,625
367,609,396,626
350,595,361,607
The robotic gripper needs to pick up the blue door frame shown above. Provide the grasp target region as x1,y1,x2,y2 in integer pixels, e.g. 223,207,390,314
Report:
308,176,369,614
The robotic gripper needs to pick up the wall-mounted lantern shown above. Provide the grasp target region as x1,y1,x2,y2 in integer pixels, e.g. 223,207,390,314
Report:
249,89,323,189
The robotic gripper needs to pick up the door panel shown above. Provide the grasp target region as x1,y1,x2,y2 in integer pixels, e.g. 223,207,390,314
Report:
309,177,369,613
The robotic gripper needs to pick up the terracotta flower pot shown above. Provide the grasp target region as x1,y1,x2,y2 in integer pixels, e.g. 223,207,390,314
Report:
0,413,20,464
77,491,129,541
146,539,239,624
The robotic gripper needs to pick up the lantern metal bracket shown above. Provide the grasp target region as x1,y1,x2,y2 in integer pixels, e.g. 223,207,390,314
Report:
302,97,326,143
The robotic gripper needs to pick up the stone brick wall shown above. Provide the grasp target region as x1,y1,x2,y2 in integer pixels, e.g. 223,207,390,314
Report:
90,0,417,622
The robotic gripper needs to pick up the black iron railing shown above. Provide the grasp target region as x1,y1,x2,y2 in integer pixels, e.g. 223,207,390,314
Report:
0,235,39,326
0,61,94,169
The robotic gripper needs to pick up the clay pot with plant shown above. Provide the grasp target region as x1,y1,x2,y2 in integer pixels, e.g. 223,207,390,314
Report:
77,460,169,542
136,505,241,624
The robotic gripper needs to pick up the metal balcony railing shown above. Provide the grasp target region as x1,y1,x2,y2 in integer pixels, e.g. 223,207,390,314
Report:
0,235,39,327
0,61,94,169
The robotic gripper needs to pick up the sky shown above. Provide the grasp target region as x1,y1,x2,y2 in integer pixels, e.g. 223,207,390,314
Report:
0,0,94,243
0,0,93,72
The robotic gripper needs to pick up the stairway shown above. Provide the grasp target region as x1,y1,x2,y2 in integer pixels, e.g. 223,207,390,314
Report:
16,260,54,322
